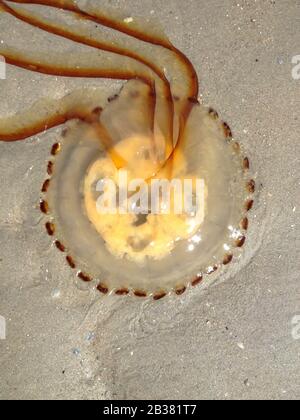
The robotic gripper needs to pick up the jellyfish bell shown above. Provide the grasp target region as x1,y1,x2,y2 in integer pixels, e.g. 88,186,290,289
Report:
46,87,252,296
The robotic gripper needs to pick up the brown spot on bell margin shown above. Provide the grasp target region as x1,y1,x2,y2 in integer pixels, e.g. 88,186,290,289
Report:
209,108,219,119
92,106,103,115
97,283,109,294
175,286,186,296
55,241,65,252
236,236,246,248
78,272,92,282
134,290,147,298
153,291,167,301
51,143,61,156
41,179,50,193
208,265,218,274
188,96,200,105
243,157,250,170
115,288,129,296
40,200,49,214
108,94,118,103
191,275,203,287
245,199,254,211
247,179,256,193
45,222,55,236
173,95,180,102
240,217,249,231
66,256,76,269
223,254,233,265
86,107,103,123
47,161,54,175
223,122,233,138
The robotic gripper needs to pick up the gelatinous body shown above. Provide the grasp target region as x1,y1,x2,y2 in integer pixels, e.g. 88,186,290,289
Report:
0,0,255,298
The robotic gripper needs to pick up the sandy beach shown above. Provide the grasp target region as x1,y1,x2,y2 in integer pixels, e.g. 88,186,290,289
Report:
0,0,299,400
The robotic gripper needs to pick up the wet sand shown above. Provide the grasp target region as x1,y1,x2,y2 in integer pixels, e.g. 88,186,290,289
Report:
0,0,299,400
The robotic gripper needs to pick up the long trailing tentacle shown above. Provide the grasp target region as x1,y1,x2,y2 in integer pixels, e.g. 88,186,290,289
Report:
7,0,199,97
1,50,150,81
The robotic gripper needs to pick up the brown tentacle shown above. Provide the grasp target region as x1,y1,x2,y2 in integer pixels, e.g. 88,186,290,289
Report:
2,50,151,82
6,0,199,97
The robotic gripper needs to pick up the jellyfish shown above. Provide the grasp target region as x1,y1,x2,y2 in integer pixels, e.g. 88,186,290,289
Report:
0,0,255,299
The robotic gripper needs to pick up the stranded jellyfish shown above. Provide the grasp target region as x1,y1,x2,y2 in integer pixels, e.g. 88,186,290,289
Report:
0,0,255,299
